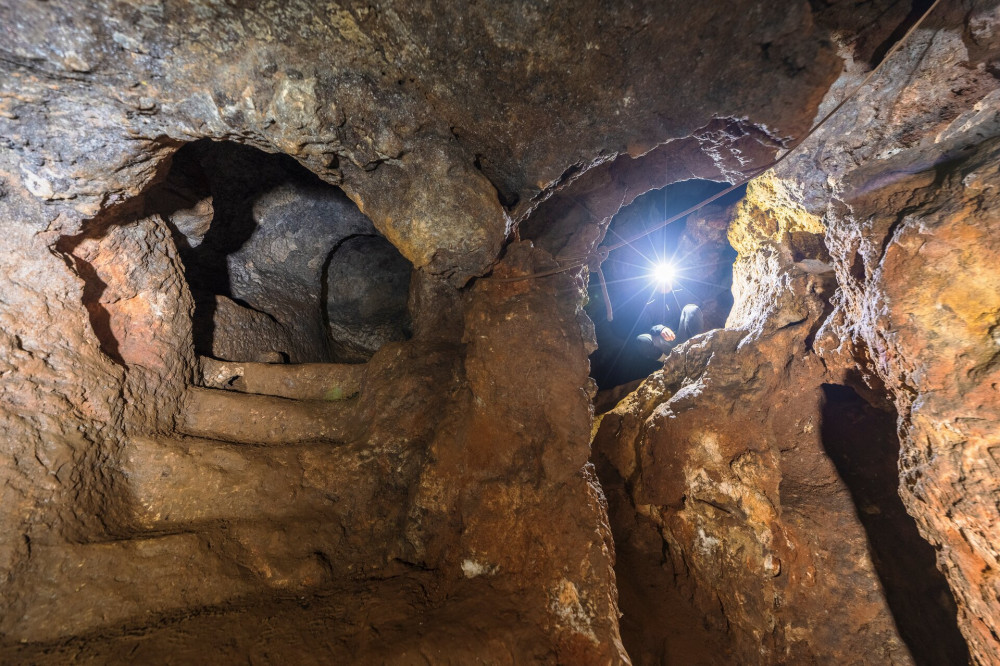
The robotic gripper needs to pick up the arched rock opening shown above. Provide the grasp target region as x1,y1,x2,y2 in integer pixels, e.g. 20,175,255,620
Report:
587,179,742,389
145,139,412,365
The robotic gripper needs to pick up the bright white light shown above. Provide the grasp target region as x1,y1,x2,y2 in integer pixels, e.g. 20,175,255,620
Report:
652,261,676,285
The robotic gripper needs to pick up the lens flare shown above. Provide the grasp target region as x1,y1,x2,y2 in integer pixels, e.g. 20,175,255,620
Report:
651,261,676,286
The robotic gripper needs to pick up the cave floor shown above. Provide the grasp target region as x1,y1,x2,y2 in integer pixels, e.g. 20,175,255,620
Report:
1,572,555,665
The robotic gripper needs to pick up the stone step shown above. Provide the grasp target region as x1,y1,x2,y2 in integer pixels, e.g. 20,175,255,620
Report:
177,386,361,445
121,434,364,530
199,356,366,401
0,533,254,643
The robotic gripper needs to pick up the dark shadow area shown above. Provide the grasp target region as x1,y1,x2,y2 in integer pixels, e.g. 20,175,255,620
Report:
146,140,328,360
587,180,742,389
867,0,938,68
323,234,413,363
60,249,124,367
145,139,412,364
53,212,130,368
820,383,970,666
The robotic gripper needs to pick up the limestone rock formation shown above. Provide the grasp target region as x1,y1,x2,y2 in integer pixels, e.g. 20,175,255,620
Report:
1,0,998,664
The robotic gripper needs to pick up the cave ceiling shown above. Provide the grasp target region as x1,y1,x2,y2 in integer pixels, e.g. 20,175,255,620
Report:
1,0,907,280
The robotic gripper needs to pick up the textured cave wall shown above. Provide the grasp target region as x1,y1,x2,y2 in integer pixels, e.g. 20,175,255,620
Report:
0,0,873,283
592,180,914,663
593,1,1000,663
804,3,1000,659
0,0,984,663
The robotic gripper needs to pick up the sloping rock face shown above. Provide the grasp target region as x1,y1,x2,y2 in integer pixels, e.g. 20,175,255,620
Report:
0,0,989,664
592,191,914,663
593,3,1000,664
805,5,1000,659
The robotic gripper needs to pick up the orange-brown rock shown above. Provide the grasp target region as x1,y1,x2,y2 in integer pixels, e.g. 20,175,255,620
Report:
2,0,998,663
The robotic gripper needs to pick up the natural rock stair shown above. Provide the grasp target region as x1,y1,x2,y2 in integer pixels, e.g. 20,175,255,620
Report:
199,357,365,402
4,358,373,643
158,357,371,520
178,386,362,445
4,534,255,643
122,434,360,530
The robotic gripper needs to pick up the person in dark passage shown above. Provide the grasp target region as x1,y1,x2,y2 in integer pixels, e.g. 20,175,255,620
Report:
635,277,704,359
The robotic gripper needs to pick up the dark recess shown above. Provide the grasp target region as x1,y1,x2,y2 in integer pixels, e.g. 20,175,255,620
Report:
587,180,742,389
867,0,939,68
146,139,306,358
146,139,412,363
820,383,969,666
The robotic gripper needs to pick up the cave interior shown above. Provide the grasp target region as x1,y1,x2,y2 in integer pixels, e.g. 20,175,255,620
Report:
1,0,1000,664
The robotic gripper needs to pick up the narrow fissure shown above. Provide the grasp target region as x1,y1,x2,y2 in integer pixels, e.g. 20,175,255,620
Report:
820,383,969,665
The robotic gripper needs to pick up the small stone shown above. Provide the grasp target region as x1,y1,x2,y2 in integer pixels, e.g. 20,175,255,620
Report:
62,52,91,73
112,31,147,54
21,170,54,199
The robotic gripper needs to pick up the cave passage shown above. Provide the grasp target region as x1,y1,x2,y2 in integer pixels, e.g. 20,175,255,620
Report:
146,140,412,365
820,384,969,666
587,180,742,389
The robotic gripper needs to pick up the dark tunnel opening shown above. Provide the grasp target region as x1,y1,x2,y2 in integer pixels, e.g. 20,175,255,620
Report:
587,180,742,389
145,139,412,365
820,383,970,665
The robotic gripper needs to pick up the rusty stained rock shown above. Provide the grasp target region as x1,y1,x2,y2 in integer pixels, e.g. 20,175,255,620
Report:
404,242,627,663
57,212,196,434
818,140,1000,662
589,5,1000,657
0,0,977,663
592,233,909,662
784,2,1000,661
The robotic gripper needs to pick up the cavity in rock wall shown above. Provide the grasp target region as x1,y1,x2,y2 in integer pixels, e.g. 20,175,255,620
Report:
148,140,413,365
820,383,968,665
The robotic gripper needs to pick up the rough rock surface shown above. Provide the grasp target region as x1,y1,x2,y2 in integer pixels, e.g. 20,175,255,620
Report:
163,140,411,363
590,3,1000,664
1,0,994,663
795,3,1000,661
325,233,413,362
592,230,913,662
0,0,896,281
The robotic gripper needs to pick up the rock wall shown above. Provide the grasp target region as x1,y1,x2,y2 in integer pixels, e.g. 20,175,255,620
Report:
594,2,1000,663
592,184,915,662
806,3,1000,661
3,0,996,663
